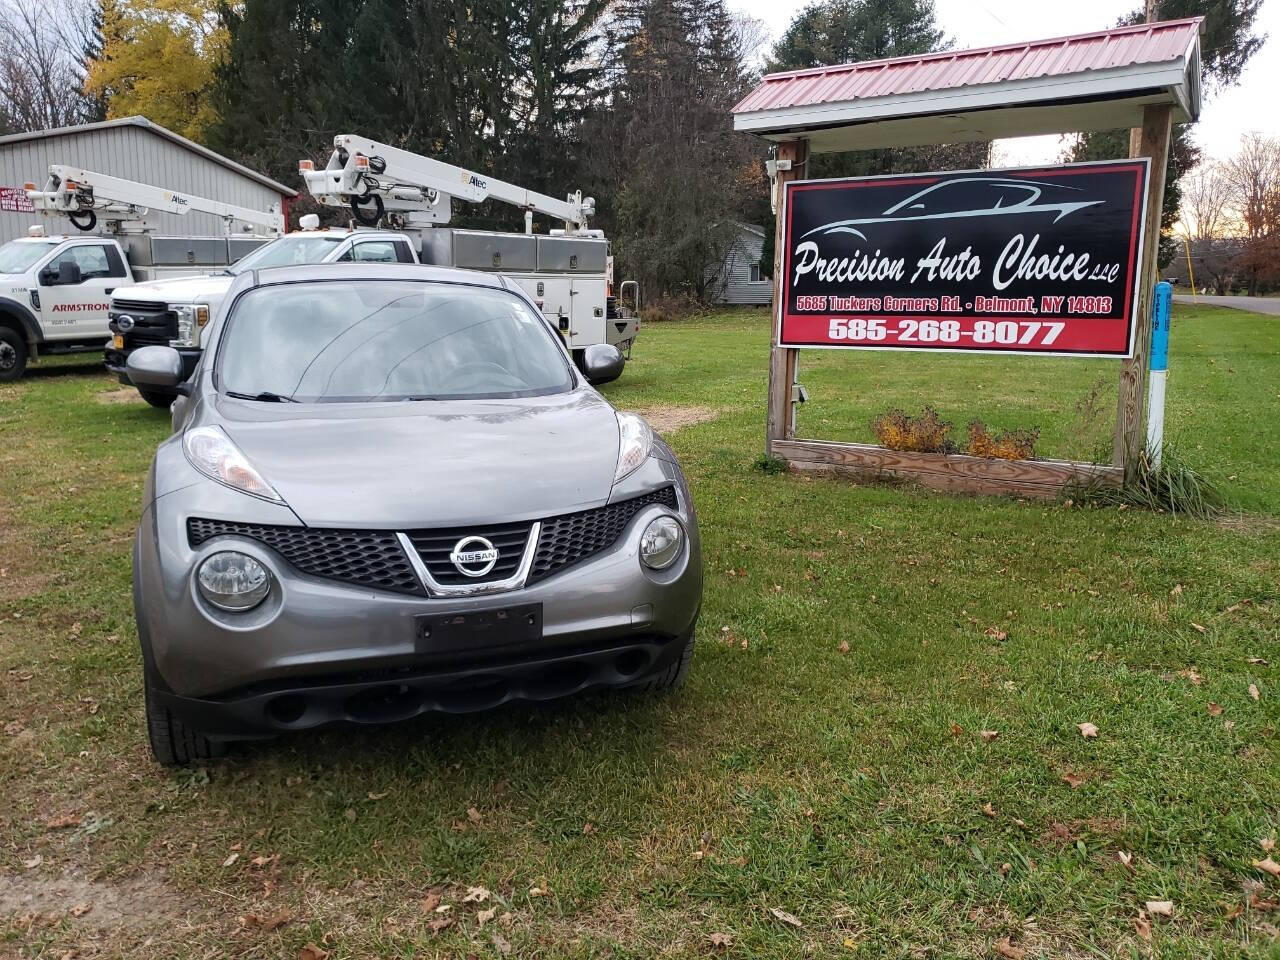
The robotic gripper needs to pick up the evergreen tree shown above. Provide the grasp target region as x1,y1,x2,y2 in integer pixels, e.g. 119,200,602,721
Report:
78,0,109,122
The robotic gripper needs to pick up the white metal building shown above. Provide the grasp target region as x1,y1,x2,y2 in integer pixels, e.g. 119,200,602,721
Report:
710,222,774,306
0,116,296,244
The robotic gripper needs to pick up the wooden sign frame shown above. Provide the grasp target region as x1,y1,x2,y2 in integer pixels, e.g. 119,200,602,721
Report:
765,104,1173,498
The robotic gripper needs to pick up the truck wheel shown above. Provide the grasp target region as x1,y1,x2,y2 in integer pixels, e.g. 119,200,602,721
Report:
144,670,226,766
136,387,174,409
0,327,27,382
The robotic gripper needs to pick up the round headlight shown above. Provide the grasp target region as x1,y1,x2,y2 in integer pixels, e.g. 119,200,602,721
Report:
640,515,684,570
197,551,270,611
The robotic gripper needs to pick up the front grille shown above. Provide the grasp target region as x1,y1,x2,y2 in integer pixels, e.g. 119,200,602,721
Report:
529,486,677,583
185,486,678,596
406,522,533,586
111,299,175,349
187,519,423,595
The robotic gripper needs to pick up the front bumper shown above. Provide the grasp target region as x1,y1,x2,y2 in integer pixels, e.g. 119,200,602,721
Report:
135,470,701,733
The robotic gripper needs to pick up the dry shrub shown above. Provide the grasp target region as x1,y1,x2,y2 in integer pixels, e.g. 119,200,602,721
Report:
639,296,700,324
967,420,1040,460
870,406,955,453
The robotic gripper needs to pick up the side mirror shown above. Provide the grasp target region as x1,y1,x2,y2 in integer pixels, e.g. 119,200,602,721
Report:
38,267,58,286
127,346,184,388
57,260,82,285
582,343,624,385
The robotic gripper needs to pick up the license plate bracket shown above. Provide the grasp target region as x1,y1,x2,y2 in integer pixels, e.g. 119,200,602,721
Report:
415,603,542,653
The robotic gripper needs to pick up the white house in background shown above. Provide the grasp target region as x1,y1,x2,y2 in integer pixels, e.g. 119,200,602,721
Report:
709,222,773,306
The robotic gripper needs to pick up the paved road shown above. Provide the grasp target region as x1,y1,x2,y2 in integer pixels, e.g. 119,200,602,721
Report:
1174,294,1280,316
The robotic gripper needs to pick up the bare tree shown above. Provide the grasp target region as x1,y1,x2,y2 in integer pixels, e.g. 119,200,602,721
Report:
1180,160,1234,241
1221,133,1280,295
0,0,96,133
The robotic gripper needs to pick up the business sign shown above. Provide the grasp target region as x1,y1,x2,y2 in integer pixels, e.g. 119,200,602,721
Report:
0,186,35,213
779,160,1150,358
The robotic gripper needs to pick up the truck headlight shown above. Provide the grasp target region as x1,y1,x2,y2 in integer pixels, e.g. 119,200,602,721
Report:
171,303,210,348
640,515,683,569
197,551,270,611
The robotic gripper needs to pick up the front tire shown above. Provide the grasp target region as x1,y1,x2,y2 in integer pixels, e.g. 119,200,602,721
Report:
136,387,174,409
0,327,28,382
144,671,225,766
634,621,696,693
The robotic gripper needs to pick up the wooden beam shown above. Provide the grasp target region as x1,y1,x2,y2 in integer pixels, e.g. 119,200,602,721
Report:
765,139,807,455
774,439,1122,499
1114,103,1172,480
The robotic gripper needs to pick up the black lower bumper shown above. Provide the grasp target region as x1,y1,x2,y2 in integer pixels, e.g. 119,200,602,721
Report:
157,634,687,739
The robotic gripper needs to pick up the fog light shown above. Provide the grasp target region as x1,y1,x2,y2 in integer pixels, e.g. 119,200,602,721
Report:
640,515,683,569
197,551,270,611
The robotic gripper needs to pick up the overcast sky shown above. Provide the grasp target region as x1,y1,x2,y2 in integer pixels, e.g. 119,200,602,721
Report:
729,0,1278,165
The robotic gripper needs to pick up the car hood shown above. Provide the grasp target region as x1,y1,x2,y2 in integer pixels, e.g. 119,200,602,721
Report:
113,274,233,305
214,389,622,528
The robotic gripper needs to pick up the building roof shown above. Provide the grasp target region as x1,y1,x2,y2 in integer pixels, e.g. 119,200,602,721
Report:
733,18,1202,153
0,116,297,196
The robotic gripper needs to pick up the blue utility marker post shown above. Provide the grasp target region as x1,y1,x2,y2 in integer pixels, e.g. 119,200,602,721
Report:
1145,281,1173,469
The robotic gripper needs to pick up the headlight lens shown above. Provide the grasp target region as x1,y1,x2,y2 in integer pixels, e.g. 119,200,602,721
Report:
183,425,283,502
640,515,683,569
615,412,652,482
170,304,209,348
197,551,270,611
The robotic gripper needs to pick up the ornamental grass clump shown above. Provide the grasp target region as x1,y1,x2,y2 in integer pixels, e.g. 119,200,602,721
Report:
870,406,955,453
966,420,1040,460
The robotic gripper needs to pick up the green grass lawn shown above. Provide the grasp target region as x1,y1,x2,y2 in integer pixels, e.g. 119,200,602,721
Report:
1,305,1277,958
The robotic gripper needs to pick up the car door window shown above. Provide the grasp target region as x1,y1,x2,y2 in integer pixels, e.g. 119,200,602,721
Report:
351,241,397,262
55,244,120,281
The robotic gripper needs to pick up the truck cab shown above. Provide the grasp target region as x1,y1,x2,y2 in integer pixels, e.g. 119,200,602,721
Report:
105,226,419,406
0,231,133,382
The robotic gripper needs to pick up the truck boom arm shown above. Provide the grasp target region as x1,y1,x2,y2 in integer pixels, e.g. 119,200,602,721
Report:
300,134,594,232
27,165,284,234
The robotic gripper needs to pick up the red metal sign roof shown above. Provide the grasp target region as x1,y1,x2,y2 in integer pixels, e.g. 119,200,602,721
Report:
734,18,1202,116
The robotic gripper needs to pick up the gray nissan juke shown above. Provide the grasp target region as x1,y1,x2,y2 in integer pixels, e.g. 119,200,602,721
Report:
128,263,701,765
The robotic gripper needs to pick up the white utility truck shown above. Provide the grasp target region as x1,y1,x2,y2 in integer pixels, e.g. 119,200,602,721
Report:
1,166,283,385
299,135,640,371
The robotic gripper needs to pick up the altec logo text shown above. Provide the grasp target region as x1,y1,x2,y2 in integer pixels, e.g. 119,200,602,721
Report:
51,302,109,312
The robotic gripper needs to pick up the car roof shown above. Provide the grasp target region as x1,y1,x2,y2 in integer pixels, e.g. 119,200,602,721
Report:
249,262,509,290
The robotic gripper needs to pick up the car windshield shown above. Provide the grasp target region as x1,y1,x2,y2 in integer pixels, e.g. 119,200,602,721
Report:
0,239,57,274
218,280,574,402
226,234,345,274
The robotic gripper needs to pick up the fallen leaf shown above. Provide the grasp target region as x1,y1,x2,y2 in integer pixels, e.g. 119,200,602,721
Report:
420,890,441,914
248,854,276,868
1250,894,1279,911
583,822,594,835
769,906,802,928
491,932,512,955
994,937,1026,959
981,802,997,818
243,908,291,931
1225,720,1236,731
22,854,42,869
1146,900,1174,917
980,730,999,742
836,640,850,654
477,906,497,927
463,886,491,903
949,723,964,737
984,626,1008,642
1253,857,1280,878
1134,913,1152,941
1249,684,1261,702
1170,584,1183,598
1190,622,1206,634
45,813,81,830
1178,668,1204,686
1118,851,1133,868
1062,771,1088,789
298,945,329,960
221,852,239,868
69,903,92,918
1247,657,1269,666
466,806,483,824
1262,837,1276,853
709,932,733,948
367,791,388,801
427,916,454,935
528,882,549,898
1225,903,1244,922
1077,722,1099,739
1208,702,1223,716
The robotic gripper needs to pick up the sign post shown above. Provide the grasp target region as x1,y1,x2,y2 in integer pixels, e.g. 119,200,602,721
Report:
1145,281,1173,468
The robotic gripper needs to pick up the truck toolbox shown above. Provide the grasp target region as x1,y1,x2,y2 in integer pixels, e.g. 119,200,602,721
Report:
536,236,607,273
150,236,229,266
421,229,536,272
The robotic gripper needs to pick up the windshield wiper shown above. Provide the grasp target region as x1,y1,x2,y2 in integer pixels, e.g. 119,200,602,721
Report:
226,390,298,403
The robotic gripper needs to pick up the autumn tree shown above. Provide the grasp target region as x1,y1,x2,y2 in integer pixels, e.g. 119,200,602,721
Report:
83,0,227,141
